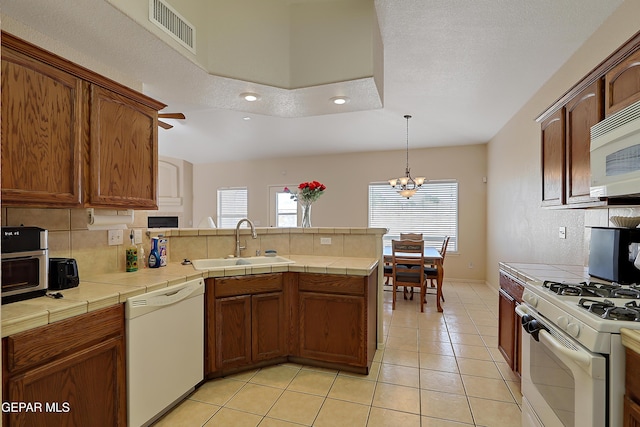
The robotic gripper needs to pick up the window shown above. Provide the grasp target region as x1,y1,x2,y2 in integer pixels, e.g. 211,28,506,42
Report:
217,187,247,228
276,190,298,227
368,180,458,251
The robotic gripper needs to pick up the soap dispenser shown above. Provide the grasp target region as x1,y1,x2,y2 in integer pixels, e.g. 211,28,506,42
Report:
126,230,138,272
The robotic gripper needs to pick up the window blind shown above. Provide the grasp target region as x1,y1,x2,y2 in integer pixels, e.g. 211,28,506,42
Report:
368,181,458,251
217,187,248,228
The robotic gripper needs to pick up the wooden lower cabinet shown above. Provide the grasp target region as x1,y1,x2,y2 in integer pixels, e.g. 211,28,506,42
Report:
626,348,640,427
2,305,126,426
206,269,378,376
297,271,377,373
298,291,365,366
498,271,524,376
207,273,287,374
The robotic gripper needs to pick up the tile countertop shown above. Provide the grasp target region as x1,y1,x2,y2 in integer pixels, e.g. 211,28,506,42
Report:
499,262,590,284
1,255,379,338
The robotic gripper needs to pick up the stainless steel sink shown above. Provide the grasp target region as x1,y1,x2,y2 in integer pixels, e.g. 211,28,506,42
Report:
191,256,294,271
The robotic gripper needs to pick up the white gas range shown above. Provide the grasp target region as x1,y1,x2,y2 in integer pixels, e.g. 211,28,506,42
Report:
519,278,640,427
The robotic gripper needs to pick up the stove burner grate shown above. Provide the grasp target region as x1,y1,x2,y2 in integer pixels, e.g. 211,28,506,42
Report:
544,280,640,299
578,298,640,321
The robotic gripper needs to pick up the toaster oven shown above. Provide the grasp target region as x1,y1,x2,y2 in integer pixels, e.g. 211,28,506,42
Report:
1,226,48,304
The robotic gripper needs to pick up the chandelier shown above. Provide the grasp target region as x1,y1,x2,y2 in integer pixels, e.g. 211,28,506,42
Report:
388,114,425,198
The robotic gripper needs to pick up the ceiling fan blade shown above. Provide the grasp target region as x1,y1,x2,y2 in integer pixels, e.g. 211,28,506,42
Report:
158,120,173,130
158,113,186,120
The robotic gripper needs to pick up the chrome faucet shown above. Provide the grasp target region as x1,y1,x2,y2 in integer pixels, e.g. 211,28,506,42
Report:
235,218,257,258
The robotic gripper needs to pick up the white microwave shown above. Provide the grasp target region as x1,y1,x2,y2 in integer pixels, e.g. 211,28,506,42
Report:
590,99,640,197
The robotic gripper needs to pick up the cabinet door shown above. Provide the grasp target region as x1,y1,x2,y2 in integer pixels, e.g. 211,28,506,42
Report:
298,292,365,367
216,295,252,369
89,85,158,209
566,79,603,204
541,109,565,206
1,47,84,207
498,289,516,369
5,336,126,427
252,292,286,362
625,395,640,427
605,49,640,117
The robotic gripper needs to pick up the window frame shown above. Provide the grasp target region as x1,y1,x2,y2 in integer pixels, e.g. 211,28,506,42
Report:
368,180,458,252
216,186,248,228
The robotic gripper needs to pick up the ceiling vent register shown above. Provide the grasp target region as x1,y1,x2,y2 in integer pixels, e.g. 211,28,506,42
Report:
149,0,196,54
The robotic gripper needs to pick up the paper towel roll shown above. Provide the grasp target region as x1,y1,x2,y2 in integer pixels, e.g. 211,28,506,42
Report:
87,209,134,230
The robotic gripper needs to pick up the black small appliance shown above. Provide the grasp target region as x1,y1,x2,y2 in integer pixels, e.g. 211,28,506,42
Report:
48,258,80,290
589,227,640,284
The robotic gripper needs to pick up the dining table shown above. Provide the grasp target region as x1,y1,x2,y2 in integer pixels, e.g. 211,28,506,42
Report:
383,245,444,312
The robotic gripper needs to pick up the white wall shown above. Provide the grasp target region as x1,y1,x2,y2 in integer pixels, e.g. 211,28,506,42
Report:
193,144,488,281
486,1,640,289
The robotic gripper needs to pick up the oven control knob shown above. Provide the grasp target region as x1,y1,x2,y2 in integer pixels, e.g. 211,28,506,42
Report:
557,316,569,330
567,322,580,338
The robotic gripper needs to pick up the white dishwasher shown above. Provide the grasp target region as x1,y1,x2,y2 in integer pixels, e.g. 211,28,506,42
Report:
126,277,205,427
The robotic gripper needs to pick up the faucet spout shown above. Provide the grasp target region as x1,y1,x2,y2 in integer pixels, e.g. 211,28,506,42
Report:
235,218,257,257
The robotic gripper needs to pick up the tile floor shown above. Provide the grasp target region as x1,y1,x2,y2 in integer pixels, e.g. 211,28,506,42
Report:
153,281,522,427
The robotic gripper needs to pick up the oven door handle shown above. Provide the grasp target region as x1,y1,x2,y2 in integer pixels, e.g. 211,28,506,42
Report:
537,329,591,369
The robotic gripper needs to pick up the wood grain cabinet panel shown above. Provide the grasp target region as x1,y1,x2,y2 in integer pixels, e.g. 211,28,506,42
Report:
606,49,640,117
1,46,84,207
88,85,158,209
565,79,603,205
498,271,524,377
298,292,365,366
540,109,566,207
0,32,164,209
626,348,640,426
2,305,126,426
210,274,287,373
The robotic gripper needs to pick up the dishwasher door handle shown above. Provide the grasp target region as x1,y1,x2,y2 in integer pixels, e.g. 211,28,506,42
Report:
125,278,204,319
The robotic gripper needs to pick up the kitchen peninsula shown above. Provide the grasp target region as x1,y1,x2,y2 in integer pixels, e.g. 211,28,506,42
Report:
1,227,383,426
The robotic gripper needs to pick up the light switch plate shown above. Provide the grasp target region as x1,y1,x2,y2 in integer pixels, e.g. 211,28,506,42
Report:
320,237,332,245
134,229,143,244
559,227,566,239
108,229,124,245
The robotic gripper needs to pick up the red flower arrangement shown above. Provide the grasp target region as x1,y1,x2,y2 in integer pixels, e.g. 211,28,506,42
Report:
284,181,327,204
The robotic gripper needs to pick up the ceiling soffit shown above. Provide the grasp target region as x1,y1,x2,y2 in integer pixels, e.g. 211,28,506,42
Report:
108,0,383,117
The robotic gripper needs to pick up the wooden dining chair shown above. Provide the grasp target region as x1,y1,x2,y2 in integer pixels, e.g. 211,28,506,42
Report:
400,232,423,240
391,239,427,312
425,236,450,302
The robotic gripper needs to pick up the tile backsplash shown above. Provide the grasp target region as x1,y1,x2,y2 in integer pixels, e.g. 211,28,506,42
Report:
3,207,151,277
2,208,385,277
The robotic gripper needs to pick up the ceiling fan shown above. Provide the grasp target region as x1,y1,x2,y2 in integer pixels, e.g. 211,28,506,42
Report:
158,112,185,130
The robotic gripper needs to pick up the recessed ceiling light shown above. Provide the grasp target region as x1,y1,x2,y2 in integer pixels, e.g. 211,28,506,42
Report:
330,96,350,105
243,116,251,121
241,92,261,102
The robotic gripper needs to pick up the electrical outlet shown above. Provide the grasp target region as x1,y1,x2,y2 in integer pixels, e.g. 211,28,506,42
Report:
559,226,566,239
468,262,473,269
108,229,123,246
134,229,143,244
320,237,332,245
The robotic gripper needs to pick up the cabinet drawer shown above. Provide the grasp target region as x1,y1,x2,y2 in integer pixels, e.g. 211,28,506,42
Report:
215,273,283,298
4,304,124,373
499,271,524,302
298,273,364,296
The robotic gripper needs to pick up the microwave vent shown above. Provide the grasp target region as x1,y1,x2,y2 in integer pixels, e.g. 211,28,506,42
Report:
591,99,640,140
149,0,196,54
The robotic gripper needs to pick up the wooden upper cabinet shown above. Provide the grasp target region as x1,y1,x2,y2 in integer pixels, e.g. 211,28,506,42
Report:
565,79,604,204
606,48,640,117
0,31,165,209
1,46,85,207
88,86,158,209
540,109,565,207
